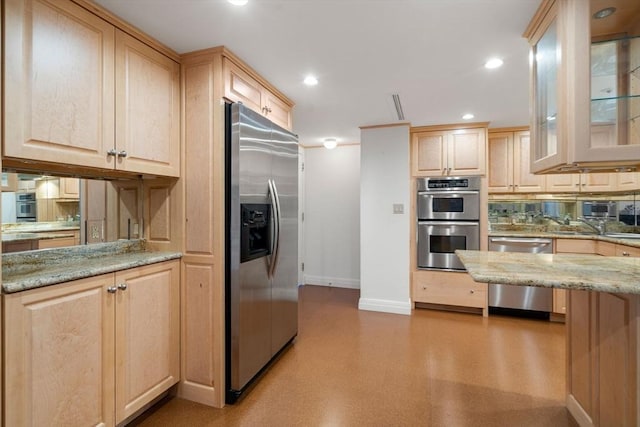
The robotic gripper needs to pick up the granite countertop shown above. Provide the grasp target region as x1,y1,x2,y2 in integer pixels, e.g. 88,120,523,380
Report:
2,232,76,242
2,221,81,234
2,240,182,293
456,250,640,295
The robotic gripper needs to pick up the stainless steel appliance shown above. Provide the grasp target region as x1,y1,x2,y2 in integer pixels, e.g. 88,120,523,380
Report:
225,103,298,403
582,201,617,220
16,192,37,222
488,237,553,312
417,176,480,271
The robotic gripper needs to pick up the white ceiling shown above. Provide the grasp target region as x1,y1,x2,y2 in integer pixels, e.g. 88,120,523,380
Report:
94,0,542,146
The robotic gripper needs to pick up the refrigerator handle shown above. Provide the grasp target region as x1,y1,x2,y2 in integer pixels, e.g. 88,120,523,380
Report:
270,179,282,277
267,179,280,278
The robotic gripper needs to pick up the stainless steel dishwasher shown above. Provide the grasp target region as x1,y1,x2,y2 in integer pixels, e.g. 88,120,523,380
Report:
488,237,553,312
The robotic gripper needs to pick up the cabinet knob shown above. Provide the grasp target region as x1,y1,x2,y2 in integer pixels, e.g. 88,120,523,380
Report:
622,251,630,257
422,286,427,290
107,286,118,294
117,150,128,158
262,106,272,114
107,149,117,157
469,290,475,294
118,283,128,291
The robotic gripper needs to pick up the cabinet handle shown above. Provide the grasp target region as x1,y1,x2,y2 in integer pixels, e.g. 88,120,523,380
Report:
118,283,128,291
107,149,117,157
262,106,272,114
469,290,475,294
117,150,128,158
422,286,427,290
107,286,118,294
622,251,630,257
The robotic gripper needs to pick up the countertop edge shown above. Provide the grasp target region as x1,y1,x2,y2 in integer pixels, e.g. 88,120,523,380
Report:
2,252,182,294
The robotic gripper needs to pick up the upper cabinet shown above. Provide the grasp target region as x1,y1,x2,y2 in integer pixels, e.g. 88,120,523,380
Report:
3,0,180,178
488,129,546,193
411,123,488,177
524,0,640,174
115,31,180,177
223,58,293,130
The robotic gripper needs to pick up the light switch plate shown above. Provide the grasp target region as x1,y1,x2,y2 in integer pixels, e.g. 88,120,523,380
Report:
393,203,404,214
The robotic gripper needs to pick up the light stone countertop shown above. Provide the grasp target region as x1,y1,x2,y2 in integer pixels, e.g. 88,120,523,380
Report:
2,232,76,242
2,239,182,294
456,250,640,295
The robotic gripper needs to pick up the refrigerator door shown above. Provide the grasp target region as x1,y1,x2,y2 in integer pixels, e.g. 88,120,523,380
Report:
270,124,299,355
229,104,273,392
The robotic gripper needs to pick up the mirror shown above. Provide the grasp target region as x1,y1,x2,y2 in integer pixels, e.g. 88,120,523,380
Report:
1,171,143,253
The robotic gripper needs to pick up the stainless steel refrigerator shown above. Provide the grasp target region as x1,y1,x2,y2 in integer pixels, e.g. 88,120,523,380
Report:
225,102,299,403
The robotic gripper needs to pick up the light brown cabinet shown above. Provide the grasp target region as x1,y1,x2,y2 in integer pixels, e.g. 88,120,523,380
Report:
488,129,545,193
3,0,180,178
3,260,180,426
567,290,639,427
545,172,617,193
1,172,18,192
115,30,180,177
412,270,488,316
411,123,488,177
223,58,293,130
524,0,640,174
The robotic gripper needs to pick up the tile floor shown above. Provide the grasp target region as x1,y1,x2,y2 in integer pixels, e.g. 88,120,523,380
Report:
132,285,577,427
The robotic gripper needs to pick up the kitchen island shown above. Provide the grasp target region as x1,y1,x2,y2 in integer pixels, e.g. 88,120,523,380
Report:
457,250,639,427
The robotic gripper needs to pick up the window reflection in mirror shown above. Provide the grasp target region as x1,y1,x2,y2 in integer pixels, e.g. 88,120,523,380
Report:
1,171,143,253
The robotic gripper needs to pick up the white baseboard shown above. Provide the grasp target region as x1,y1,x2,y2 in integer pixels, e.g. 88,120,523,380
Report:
358,297,411,316
304,275,360,289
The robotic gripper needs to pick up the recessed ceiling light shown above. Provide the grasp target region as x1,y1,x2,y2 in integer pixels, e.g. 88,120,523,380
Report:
323,138,337,149
593,7,616,19
484,58,504,69
462,113,474,120
228,0,248,5
304,75,318,86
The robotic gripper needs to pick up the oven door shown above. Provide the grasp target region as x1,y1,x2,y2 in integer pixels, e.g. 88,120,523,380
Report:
417,191,480,221
417,221,479,271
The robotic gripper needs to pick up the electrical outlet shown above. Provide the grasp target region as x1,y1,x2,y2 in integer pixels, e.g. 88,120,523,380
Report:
91,225,100,240
393,203,404,214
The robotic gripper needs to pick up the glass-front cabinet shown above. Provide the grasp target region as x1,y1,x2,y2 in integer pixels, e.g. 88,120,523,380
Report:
525,0,640,174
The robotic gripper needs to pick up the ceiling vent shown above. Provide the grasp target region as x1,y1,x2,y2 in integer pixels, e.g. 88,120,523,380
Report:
392,94,405,121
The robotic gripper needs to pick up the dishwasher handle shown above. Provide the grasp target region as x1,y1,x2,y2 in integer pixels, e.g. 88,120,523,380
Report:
489,237,553,245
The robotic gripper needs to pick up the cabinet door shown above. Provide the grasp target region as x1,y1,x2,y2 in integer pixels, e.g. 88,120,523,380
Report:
553,288,567,314
545,173,580,192
487,132,513,192
596,292,638,427
115,31,180,177
264,89,292,130
223,59,263,114
513,131,545,192
580,173,616,192
413,131,447,176
3,274,115,427
59,177,80,198
616,172,640,192
4,0,115,169
448,128,486,176
114,260,180,423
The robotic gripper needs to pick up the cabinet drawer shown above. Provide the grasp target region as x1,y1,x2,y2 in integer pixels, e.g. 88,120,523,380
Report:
616,244,640,258
555,239,597,254
413,271,487,308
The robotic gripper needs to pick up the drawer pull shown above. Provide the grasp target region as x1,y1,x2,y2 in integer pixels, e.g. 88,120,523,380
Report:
422,286,427,290
622,251,630,257
469,290,475,294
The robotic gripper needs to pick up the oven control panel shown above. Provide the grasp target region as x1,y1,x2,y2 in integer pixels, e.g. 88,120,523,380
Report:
417,176,481,192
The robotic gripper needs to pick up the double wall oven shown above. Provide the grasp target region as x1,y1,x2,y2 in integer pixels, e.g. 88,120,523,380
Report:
417,176,480,271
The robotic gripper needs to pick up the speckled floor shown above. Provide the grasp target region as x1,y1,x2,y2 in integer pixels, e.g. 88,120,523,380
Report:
132,285,577,427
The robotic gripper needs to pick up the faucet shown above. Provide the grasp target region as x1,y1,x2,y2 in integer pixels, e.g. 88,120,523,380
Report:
542,215,565,225
577,217,606,235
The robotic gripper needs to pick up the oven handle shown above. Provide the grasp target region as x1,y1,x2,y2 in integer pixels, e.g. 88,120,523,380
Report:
417,190,480,196
418,221,479,227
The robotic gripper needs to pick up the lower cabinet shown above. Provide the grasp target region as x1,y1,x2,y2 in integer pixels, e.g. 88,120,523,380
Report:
567,290,638,427
3,260,180,426
412,270,488,316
